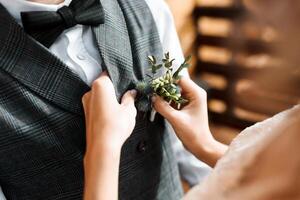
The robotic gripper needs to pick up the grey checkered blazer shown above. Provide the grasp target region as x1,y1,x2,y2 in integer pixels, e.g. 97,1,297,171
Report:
0,0,183,199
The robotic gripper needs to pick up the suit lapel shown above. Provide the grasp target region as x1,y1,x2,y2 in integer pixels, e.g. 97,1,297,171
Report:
92,0,136,100
0,4,90,115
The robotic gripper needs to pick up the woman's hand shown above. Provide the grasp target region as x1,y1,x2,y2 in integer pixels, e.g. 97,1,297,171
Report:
82,72,137,154
82,72,137,200
152,77,227,167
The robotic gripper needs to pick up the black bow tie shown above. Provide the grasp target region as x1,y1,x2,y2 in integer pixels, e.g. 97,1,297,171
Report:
21,0,105,47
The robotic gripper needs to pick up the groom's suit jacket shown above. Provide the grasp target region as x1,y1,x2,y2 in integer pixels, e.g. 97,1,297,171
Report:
0,0,183,199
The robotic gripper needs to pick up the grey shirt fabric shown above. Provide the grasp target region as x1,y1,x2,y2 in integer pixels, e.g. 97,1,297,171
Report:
0,0,183,199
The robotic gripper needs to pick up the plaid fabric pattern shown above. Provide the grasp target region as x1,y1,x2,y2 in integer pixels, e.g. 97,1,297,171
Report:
0,70,86,199
0,0,183,199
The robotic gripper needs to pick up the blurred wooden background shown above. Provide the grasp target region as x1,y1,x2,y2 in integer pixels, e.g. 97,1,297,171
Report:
166,0,300,145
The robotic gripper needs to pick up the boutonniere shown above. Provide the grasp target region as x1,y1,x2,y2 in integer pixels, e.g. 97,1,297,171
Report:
136,52,191,121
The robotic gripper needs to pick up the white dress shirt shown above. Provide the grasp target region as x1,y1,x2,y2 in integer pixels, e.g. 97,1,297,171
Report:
0,0,188,85
0,1,210,198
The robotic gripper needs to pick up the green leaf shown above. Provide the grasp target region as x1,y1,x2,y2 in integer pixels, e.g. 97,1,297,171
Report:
148,55,156,65
165,52,170,60
173,55,192,80
142,53,192,113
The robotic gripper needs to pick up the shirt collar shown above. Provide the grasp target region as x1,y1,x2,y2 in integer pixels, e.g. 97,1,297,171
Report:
0,0,72,24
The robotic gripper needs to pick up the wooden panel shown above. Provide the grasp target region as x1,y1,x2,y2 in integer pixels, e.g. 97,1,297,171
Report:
167,0,300,133
194,7,244,19
193,2,300,130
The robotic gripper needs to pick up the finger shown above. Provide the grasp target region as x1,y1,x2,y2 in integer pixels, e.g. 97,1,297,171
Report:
122,90,138,123
178,77,198,96
92,73,114,92
124,103,138,119
178,77,206,101
82,92,91,113
100,71,108,77
82,92,92,143
91,73,118,104
82,94,91,124
152,95,178,122
121,90,137,106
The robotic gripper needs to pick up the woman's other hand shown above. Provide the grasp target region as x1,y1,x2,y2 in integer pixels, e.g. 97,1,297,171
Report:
152,77,227,167
82,72,137,200
82,72,137,154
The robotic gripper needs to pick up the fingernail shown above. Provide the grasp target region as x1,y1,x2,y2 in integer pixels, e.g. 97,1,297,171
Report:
101,71,108,76
151,95,157,102
130,90,137,96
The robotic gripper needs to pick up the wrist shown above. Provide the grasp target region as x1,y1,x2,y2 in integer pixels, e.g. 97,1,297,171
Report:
87,126,124,149
83,139,121,200
85,138,122,161
193,131,228,167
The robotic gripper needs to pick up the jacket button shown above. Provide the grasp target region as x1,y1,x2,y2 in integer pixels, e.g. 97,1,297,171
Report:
137,141,147,152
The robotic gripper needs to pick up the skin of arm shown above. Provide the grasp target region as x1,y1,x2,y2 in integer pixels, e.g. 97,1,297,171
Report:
82,72,137,200
152,77,228,167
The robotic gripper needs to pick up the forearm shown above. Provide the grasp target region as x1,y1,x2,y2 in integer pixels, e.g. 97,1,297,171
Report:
196,139,228,168
84,144,121,200
186,132,228,168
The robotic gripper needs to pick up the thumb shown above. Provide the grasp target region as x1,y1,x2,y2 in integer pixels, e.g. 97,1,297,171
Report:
178,77,206,102
91,72,118,104
178,77,198,99
152,95,178,122
121,90,137,106
121,90,138,118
